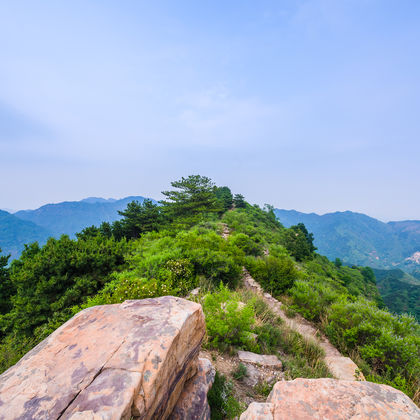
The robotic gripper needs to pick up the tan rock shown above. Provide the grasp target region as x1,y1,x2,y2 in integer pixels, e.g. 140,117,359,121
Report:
238,351,282,369
240,402,274,420
240,378,420,419
170,357,215,420
324,355,365,381
0,296,205,420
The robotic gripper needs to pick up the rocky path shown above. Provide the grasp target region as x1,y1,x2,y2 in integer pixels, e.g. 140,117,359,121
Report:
221,223,365,381
242,269,364,381
219,223,363,381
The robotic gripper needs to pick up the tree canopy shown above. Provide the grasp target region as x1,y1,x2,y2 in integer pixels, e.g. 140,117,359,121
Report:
161,175,220,220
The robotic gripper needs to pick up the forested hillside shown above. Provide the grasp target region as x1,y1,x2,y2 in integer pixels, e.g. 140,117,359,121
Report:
274,209,420,271
14,195,149,237
373,268,420,319
0,176,419,412
0,210,51,259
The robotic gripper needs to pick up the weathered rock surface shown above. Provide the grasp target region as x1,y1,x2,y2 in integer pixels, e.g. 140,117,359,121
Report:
240,378,420,419
238,351,282,369
0,296,205,420
170,357,215,420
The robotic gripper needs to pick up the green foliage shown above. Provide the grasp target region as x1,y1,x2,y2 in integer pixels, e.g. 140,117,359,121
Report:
245,255,297,296
373,268,420,319
254,381,273,397
288,268,420,401
0,250,13,314
115,199,165,239
233,194,246,208
1,235,127,338
232,363,247,380
284,223,316,261
208,372,243,420
215,186,233,212
1,175,419,406
254,323,283,354
228,233,263,256
290,279,342,321
203,283,256,351
161,175,221,222
236,291,332,379
222,207,283,248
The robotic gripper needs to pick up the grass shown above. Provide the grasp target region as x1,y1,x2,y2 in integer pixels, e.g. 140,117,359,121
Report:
237,290,332,379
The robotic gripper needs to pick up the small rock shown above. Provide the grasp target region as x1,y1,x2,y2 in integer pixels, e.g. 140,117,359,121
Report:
238,351,282,369
242,363,261,387
189,287,201,297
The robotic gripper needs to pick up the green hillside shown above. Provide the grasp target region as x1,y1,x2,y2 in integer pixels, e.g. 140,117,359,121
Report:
373,268,420,319
0,210,51,259
0,176,418,407
274,209,420,271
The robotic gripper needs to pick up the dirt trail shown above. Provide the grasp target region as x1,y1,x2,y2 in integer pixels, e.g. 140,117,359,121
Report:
220,223,363,381
242,269,364,381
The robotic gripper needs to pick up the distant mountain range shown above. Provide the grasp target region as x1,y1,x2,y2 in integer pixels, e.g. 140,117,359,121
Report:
1,198,419,277
274,209,420,272
0,210,51,259
0,196,147,258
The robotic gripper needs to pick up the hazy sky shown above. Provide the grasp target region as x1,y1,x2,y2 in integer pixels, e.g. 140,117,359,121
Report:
1,1,419,221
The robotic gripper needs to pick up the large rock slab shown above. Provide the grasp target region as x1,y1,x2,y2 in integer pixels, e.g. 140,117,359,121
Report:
170,358,215,420
0,296,205,420
240,378,420,419
238,351,282,369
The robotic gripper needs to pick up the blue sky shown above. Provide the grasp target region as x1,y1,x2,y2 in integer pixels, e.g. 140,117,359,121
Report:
1,0,419,221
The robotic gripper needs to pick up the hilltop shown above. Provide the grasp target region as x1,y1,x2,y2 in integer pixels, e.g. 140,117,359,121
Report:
0,175,418,416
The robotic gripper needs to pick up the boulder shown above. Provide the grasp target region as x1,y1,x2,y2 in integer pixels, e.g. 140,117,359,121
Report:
240,378,420,419
0,296,205,420
238,351,282,369
170,357,215,420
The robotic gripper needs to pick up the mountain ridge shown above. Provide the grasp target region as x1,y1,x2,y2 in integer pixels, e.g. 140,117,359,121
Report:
0,210,52,259
14,195,149,238
274,208,420,271
0,196,151,259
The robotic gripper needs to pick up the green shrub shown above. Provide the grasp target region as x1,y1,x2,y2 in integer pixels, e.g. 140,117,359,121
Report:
203,283,256,351
254,381,273,397
228,233,263,256
208,372,243,420
246,255,297,296
255,324,283,354
290,279,341,321
232,363,248,380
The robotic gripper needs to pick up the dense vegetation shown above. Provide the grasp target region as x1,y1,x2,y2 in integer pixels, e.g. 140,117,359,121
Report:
373,268,420,319
0,175,419,412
